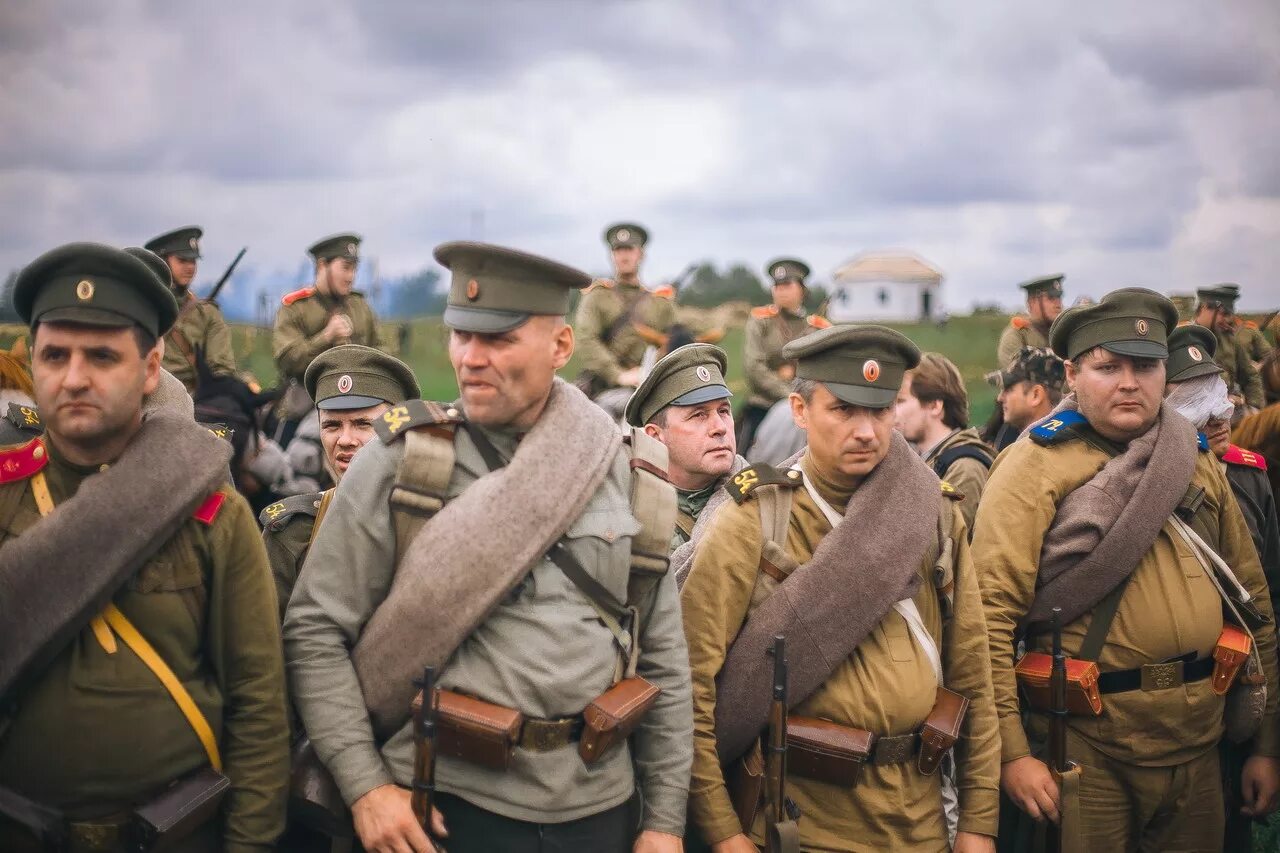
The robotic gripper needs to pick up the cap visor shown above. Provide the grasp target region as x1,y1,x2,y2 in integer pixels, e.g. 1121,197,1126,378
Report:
1101,340,1168,359
824,382,898,409
173,250,200,260
669,385,732,408
318,394,386,411
1167,362,1224,384
443,305,531,334
39,306,137,329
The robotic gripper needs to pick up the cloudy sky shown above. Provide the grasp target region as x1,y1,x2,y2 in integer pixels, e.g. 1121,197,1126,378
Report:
3,0,1279,313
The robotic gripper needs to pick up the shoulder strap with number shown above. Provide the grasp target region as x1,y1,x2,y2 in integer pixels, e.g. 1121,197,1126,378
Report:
30,471,221,770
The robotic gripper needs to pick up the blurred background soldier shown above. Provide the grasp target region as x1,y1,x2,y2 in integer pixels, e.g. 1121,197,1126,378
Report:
738,258,829,456
997,274,1065,368
1217,284,1274,367
1193,284,1264,411
143,226,237,393
984,347,1065,452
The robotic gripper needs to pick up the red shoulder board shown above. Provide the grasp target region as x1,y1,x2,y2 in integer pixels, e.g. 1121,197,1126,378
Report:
751,305,778,319
807,315,832,329
1245,320,1260,330
0,437,49,484
584,278,614,293
653,285,675,299
192,491,228,524
281,287,316,307
1011,315,1030,330
1224,444,1268,471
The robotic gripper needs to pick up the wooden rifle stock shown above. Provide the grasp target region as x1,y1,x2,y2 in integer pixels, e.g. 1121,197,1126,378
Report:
765,635,800,853
1047,608,1067,853
412,666,442,849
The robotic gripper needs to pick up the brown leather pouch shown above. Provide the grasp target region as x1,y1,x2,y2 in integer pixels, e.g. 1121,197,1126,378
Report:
1212,624,1253,696
579,676,661,765
1014,652,1104,716
412,689,523,771
288,736,353,837
724,741,765,831
129,766,229,852
918,687,969,775
786,716,873,787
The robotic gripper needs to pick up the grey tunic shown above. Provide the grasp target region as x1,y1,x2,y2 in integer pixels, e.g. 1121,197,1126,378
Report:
283,422,693,834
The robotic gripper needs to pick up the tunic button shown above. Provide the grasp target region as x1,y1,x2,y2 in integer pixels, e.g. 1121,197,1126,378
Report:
605,530,616,542
446,408,459,418
31,445,44,459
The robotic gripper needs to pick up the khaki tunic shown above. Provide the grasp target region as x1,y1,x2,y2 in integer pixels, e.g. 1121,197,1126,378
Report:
681,455,1001,850
921,428,991,533
974,432,1280,767
284,423,693,834
272,288,384,384
163,292,237,392
743,308,827,408
1237,323,1273,363
573,281,677,386
996,317,1049,368
1211,327,1265,409
0,443,288,852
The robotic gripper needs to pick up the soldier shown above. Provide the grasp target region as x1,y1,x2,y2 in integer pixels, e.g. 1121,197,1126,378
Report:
284,241,692,853
1217,284,1274,366
0,242,288,852
681,324,1000,852
895,351,992,532
624,343,745,553
977,289,1280,850
1193,284,1265,410
984,347,1065,452
738,258,830,455
573,223,678,397
143,226,238,393
273,233,385,386
260,344,420,622
997,274,1065,368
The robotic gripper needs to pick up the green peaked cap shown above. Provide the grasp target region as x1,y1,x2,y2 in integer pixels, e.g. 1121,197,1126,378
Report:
624,343,731,427
1049,287,1177,361
1165,325,1222,384
304,344,420,410
435,241,591,333
783,324,921,408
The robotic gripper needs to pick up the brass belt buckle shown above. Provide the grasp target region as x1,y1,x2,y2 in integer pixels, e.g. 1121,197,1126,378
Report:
1141,660,1184,691
69,821,123,851
520,717,577,752
873,734,917,765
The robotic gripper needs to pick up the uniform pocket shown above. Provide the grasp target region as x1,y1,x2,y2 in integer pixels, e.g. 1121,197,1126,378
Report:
561,509,641,605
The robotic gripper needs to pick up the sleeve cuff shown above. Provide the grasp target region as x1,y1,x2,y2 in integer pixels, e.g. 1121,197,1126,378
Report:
955,787,1001,837
640,783,688,836
999,714,1032,763
326,742,395,807
689,786,745,846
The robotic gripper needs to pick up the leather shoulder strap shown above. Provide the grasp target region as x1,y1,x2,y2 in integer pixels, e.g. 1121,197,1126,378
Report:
390,423,460,565
626,427,677,578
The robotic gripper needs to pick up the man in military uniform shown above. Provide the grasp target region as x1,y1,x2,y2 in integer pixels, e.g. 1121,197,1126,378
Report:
1216,284,1274,366
624,343,744,552
895,351,992,532
0,242,288,851
985,347,1065,452
997,274,1065,368
738,258,830,455
284,241,692,853
573,223,678,397
143,226,238,393
261,344,419,622
682,324,1000,852
978,289,1280,850
1193,284,1265,410
273,233,386,387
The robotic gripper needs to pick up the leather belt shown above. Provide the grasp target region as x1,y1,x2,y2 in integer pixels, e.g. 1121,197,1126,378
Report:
871,733,920,766
1097,652,1215,694
68,817,128,852
519,715,585,751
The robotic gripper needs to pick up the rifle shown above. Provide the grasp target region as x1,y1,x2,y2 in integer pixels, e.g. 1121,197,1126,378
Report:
1046,607,1076,853
411,665,443,851
205,247,247,304
764,636,800,853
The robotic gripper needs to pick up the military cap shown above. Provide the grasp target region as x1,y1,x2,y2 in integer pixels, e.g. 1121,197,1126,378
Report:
782,323,921,408
144,226,202,260
1165,324,1221,384
1019,274,1065,298
624,343,732,427
435,241,591,333
1197,284,1238,313
304,344,420,410
604,223,649,249
309,233,361,261
986,346,1065,392
1049,287,1177,361
123,247,174,290
765,258,810,286
13,242,179,337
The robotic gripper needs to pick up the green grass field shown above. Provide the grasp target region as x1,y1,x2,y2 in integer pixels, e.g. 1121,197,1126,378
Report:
229,312,1010,424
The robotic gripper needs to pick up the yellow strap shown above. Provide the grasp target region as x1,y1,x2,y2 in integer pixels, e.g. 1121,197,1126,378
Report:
30,471,220,770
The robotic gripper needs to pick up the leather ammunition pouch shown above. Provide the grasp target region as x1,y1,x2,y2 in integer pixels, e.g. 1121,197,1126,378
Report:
1015,652,1103,716
579,676,661,766
288,737,353,838
129,766,230,852
1213,619,1254,696
434,689,523,771
918,686,968,776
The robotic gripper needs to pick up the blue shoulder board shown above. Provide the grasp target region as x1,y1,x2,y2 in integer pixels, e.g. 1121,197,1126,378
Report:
1196,432,1210,452
1029,409,1088,446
